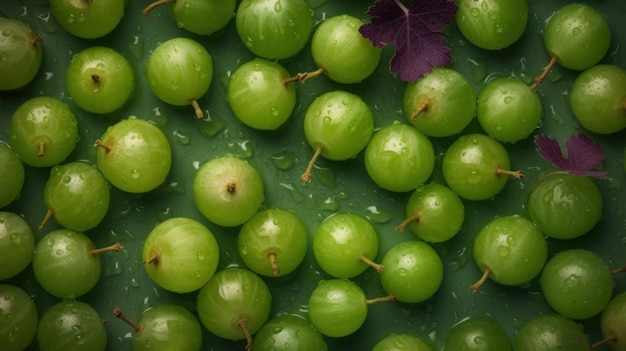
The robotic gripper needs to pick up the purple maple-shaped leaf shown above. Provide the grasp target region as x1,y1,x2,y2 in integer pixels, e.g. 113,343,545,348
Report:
359,0,457,82
534,134,608,178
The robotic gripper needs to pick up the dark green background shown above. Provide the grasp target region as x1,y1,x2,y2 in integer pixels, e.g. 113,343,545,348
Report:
1,0,625,350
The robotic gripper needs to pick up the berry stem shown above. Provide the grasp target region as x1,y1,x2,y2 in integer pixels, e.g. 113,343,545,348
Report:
143,251,160,265
37,208,53,231
238,319,254,351
590,334,617,350
190,99,204,119
282,67,325,85
37,140,45,157
94,139,112,153
395,212,421,234
30,34,44,47
301,145,323,183
90,242,124,256
113,306,142,332
611,264,626,275
366,295,396,305
360,255,384,273
470,267,491,293
142,0,176,18
92,74,100,83
268,252,280,277
226,182,237,193
410,101,429,120
496,168,524,179
530,54,558,91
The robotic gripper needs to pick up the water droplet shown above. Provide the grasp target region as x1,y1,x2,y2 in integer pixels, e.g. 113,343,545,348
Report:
131,169,140,179
269,150,296,170
274,0,283,12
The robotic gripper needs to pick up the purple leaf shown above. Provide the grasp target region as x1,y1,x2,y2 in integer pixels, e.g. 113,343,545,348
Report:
534,134,608,178
359,0,457,82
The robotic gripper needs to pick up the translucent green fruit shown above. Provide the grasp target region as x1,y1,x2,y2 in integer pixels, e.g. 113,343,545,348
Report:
0,18,43,91
0,143,24,208
528,173,602,239
570,64,626,134
0,212,35,280
543,3,611,70
0,284,38,351
514,314,589,351
456,0,529,50
50,0,125,39
37,300,107,351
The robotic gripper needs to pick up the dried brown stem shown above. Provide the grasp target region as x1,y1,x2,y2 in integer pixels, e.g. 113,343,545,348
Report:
238,319,254,351
530,55,558,91
301,145,323,183
90,242,124,256
226,182,236,193
395,212,421,234
142,0,176,18
611,264,626,275
496,168,524,179
37,140,45,157
94,139,112,153
282,67,325,85
113,306,142,332
590,334,617,350
360,255,384,273
268,252,280,277
38,208,53,231
410,101,429,120
190,99,203,119
30,34,44,46
143,251,160,265
470,267,491,293
366,295,396,305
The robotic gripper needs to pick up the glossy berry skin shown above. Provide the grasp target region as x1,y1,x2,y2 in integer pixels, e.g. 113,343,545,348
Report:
142,217,219,293
236,0,313,59
456,0,528,50
0,143,25,208
37,300,107,351
196,268,271,342
303,90,374,161
364,123,435,193
146,37,213,109
254,315,328,351
170,0,236,36
50,0,125,39
312,14,381,84
404,68,476,137
527,173,602,239
0,18,43,91
32,229,102,299
600,291,626,351
444,317,511,351
373,334,433,351
0,284,38,351
513,314,589,351
238,208,308,277
8,96,79,167
308,279,367,338
379,240,443,303
227,58,296,130
442,133,514,200
477,77,542,143
313,213,379,278
193,156,265,227
472,215,547,287
540,249,614,320
0,212,35,281
66,46,135,114
96,117,172,194
570,64,626,134
133,304,202,351
43,162,110,232
401,182,465,243
543,3,611,70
